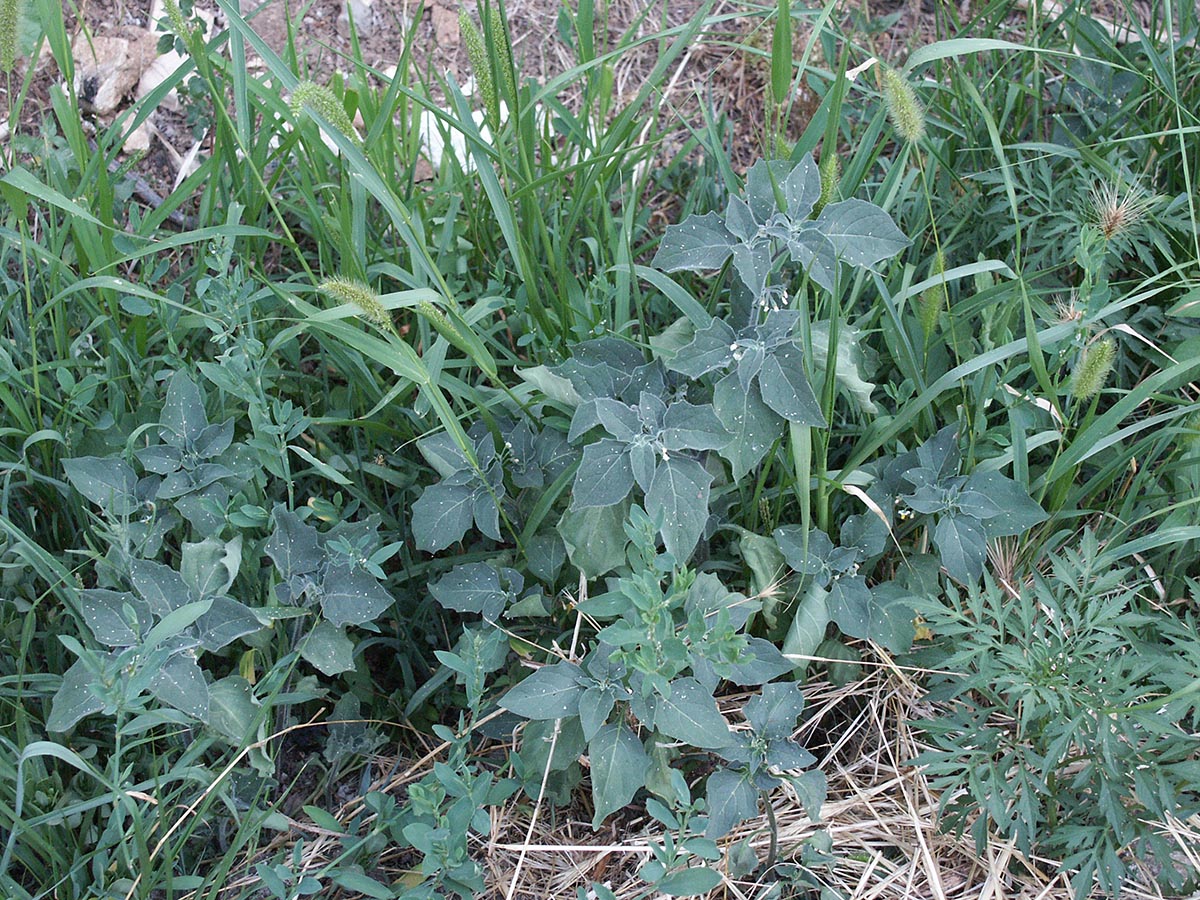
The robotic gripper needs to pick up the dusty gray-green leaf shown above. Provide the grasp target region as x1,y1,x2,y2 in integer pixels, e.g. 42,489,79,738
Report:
47,657,106,732
654,677,730,749
787,228,838,292
557,501,629,578
652,212,736,272
196,596,263,651
180,535,242,599
828,575,873,639
149,654,210,720
705,767,758,838
784,155,821,220
647,456,713,563
589,723,650,828
714,373,782,481
814,198,909,269
745,681,806,740
411,480,476,552
207,676,260,745
579,686,617,742
759,344,825,426
129,559,192,618
662,402,729,452
62,456,140,516
732,242,773,298
430,562,510,619
934,513,988,584
518,364,583,407
416,432,472,478
659,867,723,897
320,563,394,627
265,506,321,580
501,661,586,720
160,370,209,445
300,620,356,675
967,470,1047,538
81,589,149,647
572,439,634,509
665,317,736,379
783,581,830,674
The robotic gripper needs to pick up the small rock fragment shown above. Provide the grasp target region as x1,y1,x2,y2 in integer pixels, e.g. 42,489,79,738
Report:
73,29,158,114
337,0,375,37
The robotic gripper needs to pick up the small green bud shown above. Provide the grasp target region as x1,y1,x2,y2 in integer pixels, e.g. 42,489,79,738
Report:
1070,337,1115,401
882,67,926,144
918,249,947,339
0,0,19,72
319,277,392,332
290,81,360,145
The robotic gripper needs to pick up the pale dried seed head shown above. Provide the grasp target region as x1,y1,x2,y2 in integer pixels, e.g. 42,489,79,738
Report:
1088,180,1159,241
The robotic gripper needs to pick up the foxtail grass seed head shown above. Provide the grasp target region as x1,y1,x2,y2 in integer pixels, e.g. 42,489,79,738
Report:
461,11,498,124
487,8,516,105
0,0,19,72
319,278,392,332
1070,337,1115,401
882,67,926,144
161,0,190,38
817,152,840,213
1088,180,1158,241
918,249,947,339
290,81,359,144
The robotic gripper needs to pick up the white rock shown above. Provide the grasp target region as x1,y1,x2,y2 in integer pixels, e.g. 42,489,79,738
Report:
337,0,375,37
136,50,185,111
73,30,158,114
124,119,154,152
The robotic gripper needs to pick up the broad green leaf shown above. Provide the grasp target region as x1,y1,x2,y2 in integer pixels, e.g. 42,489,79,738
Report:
724,196,758,242
790,768,827,820
647,456,713,563
143,598,212,651
320,563,394,627
196,596,263,651
593,398,641,442
330,871,395,899
745,159,789,221
472,490,502,541
579,686,617,741
652,212,736,272
411,480,475,552
659,867,723,897
664,318,736,379
725,637,792,685
129,559,192,618
759,344,825,426
745,682,806,740
501,661,586,720
557,501,629,579
810,320,879,416
207,676,260,745
181,535,242,599
784,155,820,220
934,514,988,584
662,401,729,451
966,470,1047,537
814,198,909,269
300,620,356,675
705,767,758,838
81,590,149,647
518,364,583,407
265,506,321,579
787,228,838,292
415,431,471,478
773,526,836,580
783,581,830,673
654,677,730,749
731,242,773,297
62,456,140,516
868,582,917,652
430,562,513,620
160,371,209,445
827,575,873,639
149,654,210,720
589,723,650,828
713,372,783,480
47,657,106,732
572,439,634,509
